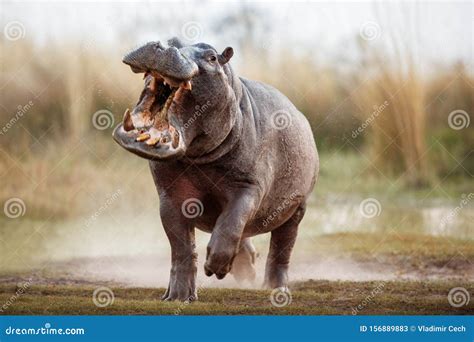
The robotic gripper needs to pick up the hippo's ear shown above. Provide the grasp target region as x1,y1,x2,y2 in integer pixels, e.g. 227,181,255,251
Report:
218,47,234,65
168,37,185,49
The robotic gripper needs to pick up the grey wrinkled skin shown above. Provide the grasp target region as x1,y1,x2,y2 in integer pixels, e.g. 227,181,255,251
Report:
113,38,318,301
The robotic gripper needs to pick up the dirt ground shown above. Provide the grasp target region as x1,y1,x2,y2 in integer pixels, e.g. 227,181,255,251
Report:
0,233,474,315
0,232,472,315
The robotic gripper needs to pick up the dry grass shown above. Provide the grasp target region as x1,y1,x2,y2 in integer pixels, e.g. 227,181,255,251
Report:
350,35,429,185
0,142,155,220
0,36,472,189
0,40,141,152
425,63,474,177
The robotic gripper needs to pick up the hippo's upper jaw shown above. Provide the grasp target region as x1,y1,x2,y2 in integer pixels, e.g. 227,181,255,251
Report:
122,41,198,82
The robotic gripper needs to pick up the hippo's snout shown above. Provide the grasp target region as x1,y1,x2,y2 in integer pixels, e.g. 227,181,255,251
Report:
122,42,198,81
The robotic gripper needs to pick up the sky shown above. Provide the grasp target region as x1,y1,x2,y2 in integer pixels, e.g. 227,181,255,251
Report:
0,1,472,69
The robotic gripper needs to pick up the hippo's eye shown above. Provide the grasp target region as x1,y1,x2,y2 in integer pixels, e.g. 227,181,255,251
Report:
208,55,217,63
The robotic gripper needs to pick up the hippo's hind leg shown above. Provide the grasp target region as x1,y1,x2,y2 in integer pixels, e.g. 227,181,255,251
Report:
231,238,258,284
263,204,306,289
160,200,198,302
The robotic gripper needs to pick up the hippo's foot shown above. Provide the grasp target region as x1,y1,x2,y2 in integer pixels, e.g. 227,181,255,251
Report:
204,235,239,279
162,263,197,302
231,238,258,284
204,251,234,280
263,263,289,289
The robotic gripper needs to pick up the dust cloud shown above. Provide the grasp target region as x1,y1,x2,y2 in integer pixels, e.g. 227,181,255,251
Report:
3,214,394,288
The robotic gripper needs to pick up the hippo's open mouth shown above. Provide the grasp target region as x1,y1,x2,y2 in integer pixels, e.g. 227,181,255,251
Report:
113,41,200,160
112,74,191,160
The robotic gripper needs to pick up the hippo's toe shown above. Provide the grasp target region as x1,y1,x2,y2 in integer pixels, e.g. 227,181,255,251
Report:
161,263,197,302
162,285,197,302
204,251,234,279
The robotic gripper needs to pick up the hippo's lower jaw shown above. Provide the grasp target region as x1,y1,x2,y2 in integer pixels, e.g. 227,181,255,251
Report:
112,123,186,160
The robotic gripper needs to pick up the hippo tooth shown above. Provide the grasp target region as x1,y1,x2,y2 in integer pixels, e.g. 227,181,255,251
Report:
136,132,150,142
170,126,180,148
182,80,192,90
123,108,134,131
148,77,156,91
146,137,160,146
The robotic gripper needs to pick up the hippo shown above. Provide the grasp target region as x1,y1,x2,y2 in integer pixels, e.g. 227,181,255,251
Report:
113,38,318,301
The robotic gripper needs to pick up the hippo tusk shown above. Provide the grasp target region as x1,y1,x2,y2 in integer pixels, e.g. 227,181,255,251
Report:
148,77,156,91
123,108,134,132
181,80,192,90
136,132,151,142
171,127,180,149
169,125,180,148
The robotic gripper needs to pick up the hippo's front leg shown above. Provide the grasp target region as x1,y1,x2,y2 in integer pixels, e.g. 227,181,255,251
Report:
204,187,260,279
160,198,198,302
